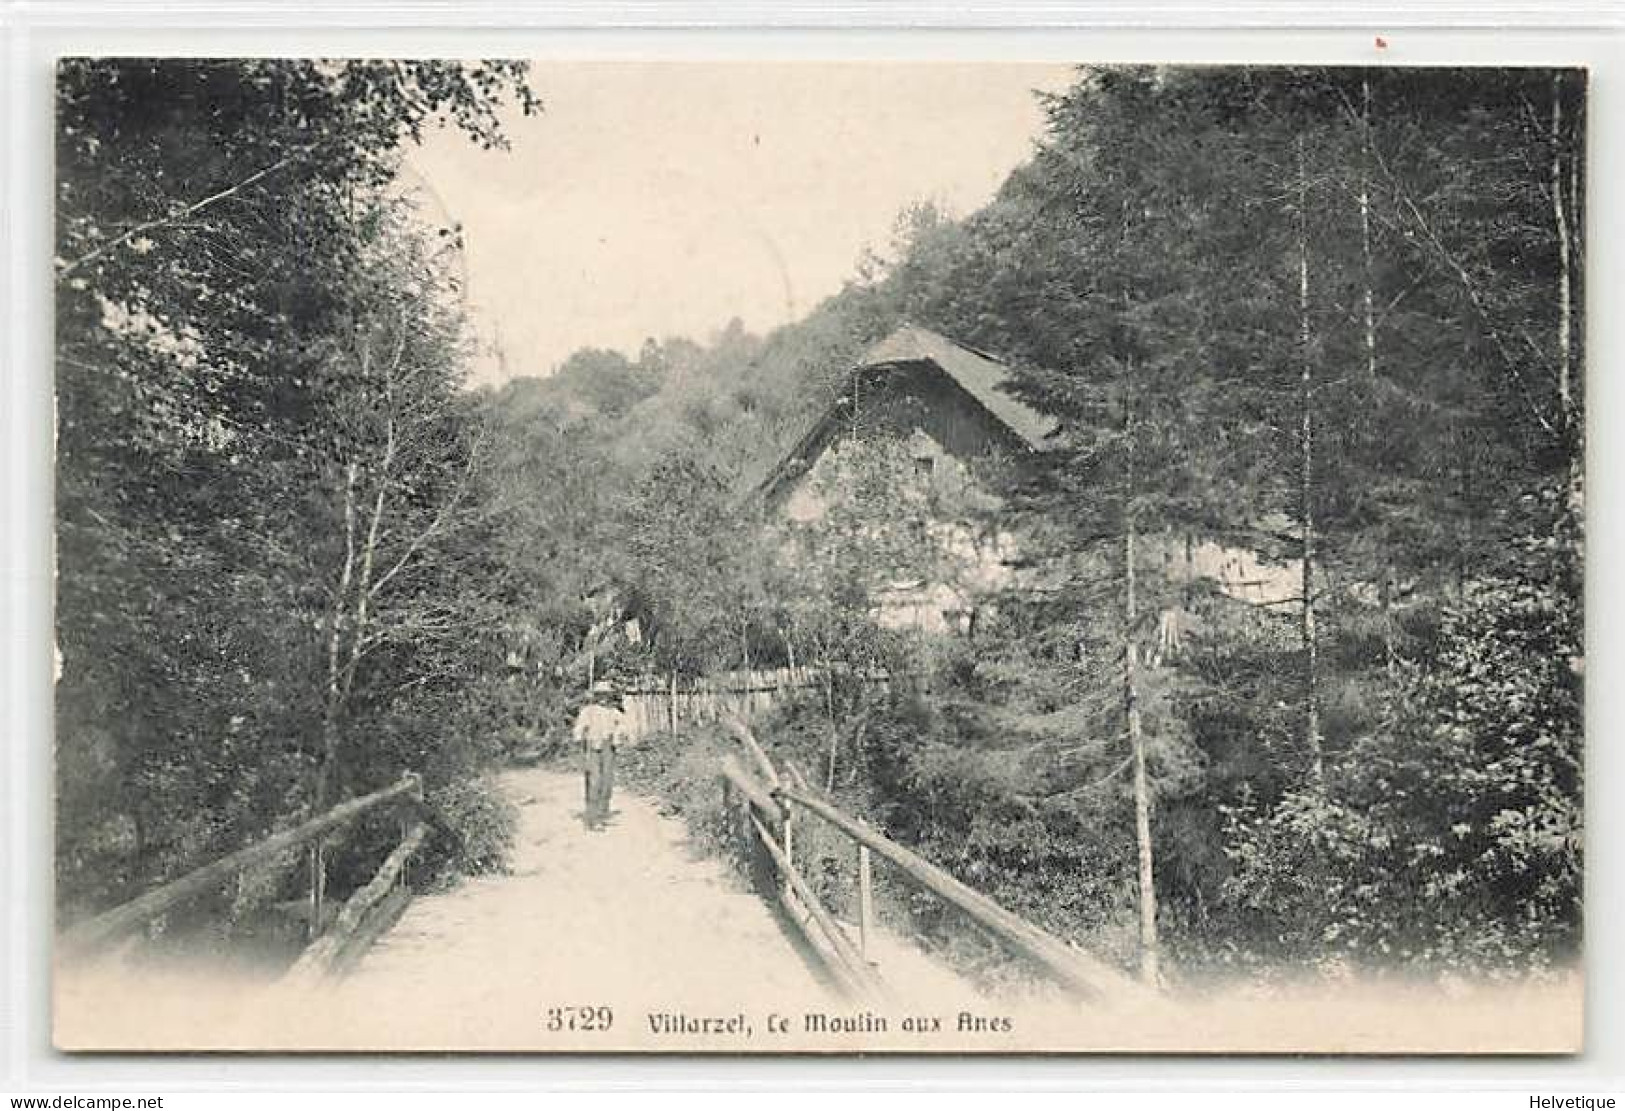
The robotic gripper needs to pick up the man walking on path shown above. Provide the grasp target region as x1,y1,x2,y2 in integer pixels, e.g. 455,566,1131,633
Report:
573,680,627,831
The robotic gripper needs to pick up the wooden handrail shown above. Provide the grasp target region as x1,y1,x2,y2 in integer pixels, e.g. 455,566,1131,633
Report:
720,740,883,1002
282,821,428,987
61,773,426,958
723,718,1137,1002
720,755,786,823
723,715,781,788
748,813,886,1004
774,784,1133,1001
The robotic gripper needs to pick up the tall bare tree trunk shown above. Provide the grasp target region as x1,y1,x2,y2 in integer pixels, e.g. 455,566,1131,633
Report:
1360,76,1377,384
1380,572,1399,678
1359,78,1401,681
1551,71,1584,521
1552,71,1574,430
1296,135,1325,787
1123,395,1159,986
825,720,839,792
309,459,359,939
317,462,359,811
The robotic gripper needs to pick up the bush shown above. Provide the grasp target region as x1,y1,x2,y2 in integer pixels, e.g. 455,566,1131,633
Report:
616,724,758,870
426,775,520,880
1219,506,1582,977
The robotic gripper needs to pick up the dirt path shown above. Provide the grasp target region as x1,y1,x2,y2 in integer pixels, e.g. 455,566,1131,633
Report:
311,765,844,1049
57,765,990,1051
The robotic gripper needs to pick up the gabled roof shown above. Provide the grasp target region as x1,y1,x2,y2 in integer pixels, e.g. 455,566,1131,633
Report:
755,323,1057,506
860,324,1056,450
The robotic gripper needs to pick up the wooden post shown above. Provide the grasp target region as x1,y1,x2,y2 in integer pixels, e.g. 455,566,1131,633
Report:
282,821,428,987
857,844,874,963
307,842,325,942
749,812,886,1004
669,670,678,735
781,811,795,900
398,816,411,889
720,768,738,849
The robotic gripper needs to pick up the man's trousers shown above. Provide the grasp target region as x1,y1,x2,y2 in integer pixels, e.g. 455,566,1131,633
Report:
584,745,615,826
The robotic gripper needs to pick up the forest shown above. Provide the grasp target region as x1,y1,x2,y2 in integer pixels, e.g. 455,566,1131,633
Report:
56,62,1583,986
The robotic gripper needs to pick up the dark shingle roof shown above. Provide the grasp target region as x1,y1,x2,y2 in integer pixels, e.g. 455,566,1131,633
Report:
753,324,1057,507
858,324,1056,449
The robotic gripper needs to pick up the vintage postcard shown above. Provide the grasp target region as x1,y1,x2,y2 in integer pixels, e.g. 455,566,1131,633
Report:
53,58,1584,1053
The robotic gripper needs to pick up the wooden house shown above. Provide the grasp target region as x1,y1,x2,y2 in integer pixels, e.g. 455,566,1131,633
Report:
757,322,1300,638
757,323,1054,634
759,323,1054,514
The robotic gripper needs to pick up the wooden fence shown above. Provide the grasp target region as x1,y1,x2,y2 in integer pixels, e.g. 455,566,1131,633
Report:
716,717,1138,1005
60,772,457,987
617,666,898,743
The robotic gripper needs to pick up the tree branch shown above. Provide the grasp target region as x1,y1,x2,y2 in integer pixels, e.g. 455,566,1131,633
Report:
366,425,485,602
58,153,301,278
1364,137,1560,438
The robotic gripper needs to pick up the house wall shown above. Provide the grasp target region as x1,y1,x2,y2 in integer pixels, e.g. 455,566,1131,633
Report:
765,360,1032,512
1147,532,1302,607
770,360,1300,636
773,401,1018,635
850,361,1032,464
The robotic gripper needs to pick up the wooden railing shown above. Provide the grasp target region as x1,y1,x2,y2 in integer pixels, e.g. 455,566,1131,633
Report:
60,771,453,985
719,719,1135,1005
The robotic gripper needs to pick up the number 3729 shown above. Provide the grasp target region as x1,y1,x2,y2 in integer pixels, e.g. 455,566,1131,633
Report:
545,1006,614,1032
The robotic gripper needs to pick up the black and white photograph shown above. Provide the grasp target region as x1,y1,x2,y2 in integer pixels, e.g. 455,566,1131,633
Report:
51,57,1585,1053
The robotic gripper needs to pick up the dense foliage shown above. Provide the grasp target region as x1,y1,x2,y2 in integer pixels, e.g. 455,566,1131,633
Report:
489,66,1583,980
56,59,537,934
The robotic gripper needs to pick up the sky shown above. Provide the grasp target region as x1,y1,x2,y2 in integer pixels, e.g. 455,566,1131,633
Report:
403,61,1076,388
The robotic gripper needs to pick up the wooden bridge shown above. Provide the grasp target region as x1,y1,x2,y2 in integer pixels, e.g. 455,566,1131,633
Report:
55,721,1139,1052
